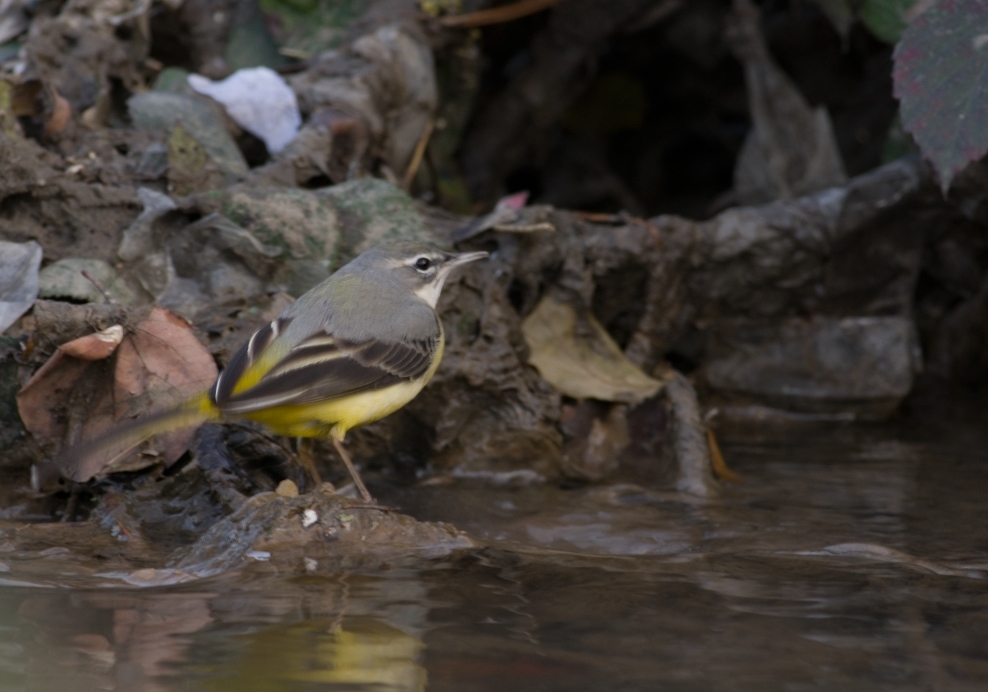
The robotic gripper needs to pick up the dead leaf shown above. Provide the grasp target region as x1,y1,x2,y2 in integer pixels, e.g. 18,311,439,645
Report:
42,88,71,136
521,294,663,403
18,307,218,480
19,324,124,396
728,0,847,205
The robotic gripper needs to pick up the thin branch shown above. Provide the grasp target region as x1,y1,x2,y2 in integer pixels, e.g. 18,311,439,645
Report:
440,0,566,28
81,270,118,305
402,118,435,191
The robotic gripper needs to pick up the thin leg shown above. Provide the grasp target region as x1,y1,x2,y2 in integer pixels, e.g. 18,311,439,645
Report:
331,435,373,503
297,437,322,487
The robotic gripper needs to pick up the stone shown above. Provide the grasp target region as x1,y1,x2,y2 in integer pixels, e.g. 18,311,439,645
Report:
704,316,921,419
38,258,137,305
128,91,249,180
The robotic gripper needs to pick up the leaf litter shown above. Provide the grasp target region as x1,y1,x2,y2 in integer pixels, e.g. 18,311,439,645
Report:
18,306,217,482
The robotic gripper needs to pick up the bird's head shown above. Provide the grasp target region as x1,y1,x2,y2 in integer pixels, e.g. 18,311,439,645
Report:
349,241,489,307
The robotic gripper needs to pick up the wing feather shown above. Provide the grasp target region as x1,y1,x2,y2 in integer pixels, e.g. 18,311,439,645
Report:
211,316,293,404
213,321,440,415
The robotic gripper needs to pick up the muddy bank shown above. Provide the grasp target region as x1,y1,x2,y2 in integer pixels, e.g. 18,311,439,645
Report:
0,0,987,574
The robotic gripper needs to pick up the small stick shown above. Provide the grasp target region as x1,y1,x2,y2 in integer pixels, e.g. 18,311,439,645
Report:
402,118,435,191
707,429,743,483
440,0,565,28
81,270,118,305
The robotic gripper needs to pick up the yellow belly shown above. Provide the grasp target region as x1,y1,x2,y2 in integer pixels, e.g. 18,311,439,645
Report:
242,339,443,440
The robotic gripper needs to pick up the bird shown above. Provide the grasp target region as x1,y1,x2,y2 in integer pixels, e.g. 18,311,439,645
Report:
50,241,489,502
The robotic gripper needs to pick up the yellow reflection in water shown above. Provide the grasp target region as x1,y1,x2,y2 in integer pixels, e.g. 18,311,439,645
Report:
208,617,426,692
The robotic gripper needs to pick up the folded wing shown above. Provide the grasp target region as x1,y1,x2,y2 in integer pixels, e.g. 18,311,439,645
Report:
211,318,440,415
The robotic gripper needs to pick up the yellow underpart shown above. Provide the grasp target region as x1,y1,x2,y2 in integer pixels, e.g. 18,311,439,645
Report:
240,337,444,440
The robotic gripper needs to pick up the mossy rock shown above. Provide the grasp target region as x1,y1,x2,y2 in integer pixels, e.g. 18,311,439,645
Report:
129,92,248,179
38,258,138,305
208,179,436,296
221,187,342,263
317,178,435,266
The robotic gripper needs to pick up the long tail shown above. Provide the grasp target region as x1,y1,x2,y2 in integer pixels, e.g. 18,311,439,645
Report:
35,393,219,489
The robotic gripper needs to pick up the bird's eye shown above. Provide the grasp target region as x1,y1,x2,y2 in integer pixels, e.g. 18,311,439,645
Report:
415,257,432,271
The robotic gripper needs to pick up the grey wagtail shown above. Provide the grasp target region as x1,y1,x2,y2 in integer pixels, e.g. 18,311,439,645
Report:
52,241,489,502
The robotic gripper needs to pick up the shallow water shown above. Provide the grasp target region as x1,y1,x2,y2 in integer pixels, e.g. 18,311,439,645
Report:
2,417,988,691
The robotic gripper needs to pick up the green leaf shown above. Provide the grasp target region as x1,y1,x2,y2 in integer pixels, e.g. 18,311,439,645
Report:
893,0,988,191
859,0,915,44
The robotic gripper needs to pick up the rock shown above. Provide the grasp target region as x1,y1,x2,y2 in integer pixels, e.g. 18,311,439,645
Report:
0,136,140,264
289,24,438,176
118,207,281,319
25,0,149,116
560,400,629,482
704,316,921,419
625,156,929,369
216,185,341,266
318,177,435,262
173,489,474,576
0,240,41,334
153,67,195,95
128,91,249,180
0,337,25,454
275,479,299,497
37,257,137,305
203,177,435,296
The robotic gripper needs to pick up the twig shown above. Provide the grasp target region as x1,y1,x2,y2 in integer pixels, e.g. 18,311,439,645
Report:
574,210,661,247
440,0,566,28
662,370,718,497
706,429,743,483
81,270,118,305
402,118,435,191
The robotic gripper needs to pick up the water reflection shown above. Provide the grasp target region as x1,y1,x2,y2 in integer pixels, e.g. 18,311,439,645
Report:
0,574,431,691
205,617,425,691
1,420,988,690
12,590,214,691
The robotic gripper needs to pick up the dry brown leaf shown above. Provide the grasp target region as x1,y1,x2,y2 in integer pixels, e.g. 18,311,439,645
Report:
20,324,124,392
521,294,663,403
42,88,71,136
18,307,217,480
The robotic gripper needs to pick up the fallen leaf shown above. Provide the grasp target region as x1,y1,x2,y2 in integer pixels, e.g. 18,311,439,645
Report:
521,294,663,403
18,307,218,480
42,88,71,136
19,324,124,397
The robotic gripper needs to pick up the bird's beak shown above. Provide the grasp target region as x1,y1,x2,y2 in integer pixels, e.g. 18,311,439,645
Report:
445,250,490,268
